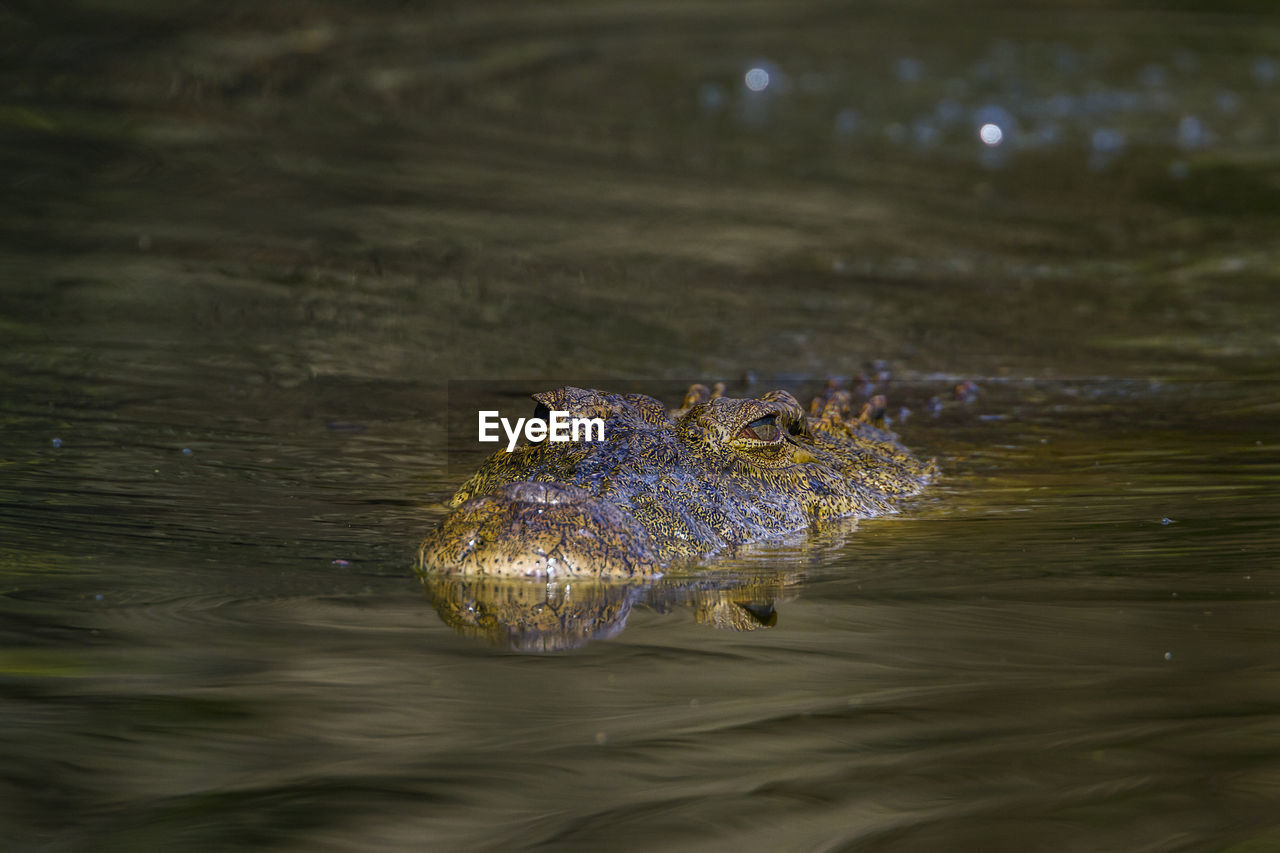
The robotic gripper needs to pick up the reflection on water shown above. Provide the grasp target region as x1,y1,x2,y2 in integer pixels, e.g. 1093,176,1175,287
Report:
3,0,1280,850
419,570,793,653
418,520,831,651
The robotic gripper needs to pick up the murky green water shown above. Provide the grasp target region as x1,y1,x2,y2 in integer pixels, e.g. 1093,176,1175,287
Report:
3,2,1279,850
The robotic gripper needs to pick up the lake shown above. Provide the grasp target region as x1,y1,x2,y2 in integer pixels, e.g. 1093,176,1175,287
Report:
2,2,1278,850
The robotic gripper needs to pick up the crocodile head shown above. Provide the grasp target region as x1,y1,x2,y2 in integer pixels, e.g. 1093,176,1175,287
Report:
418,385,935,580
417,480,662,579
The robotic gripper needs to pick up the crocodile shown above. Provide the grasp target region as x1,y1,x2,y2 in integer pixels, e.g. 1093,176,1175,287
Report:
418,382,936,581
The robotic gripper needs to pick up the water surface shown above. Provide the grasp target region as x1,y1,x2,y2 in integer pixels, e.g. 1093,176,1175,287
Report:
2,2,1279,850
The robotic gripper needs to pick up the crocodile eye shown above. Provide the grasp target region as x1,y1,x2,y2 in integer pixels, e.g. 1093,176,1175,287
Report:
738,415,781,443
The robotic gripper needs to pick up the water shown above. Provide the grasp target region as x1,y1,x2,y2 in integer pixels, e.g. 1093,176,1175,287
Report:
3,2,1280,850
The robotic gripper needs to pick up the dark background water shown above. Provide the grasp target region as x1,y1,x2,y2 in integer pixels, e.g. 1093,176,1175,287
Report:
2,1,1279,850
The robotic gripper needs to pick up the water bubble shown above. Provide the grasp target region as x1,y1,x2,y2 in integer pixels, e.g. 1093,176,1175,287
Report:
735,65,776,126
974,104,1017,143
1164,652,1173,661
181,447,193,455
744,67,770,92
1161,517,1173,525
331,558,351,567
95,593,104,601
52,437,62,448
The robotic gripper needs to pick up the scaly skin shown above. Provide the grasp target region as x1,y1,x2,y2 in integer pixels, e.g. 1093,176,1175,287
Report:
418,384,937,580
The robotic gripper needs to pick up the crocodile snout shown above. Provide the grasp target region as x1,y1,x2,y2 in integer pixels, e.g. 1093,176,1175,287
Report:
418,481,660,580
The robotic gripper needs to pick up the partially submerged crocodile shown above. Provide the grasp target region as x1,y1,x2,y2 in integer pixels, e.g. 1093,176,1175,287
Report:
418,383,936,580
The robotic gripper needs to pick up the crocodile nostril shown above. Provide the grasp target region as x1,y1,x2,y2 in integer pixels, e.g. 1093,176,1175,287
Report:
502,481,588,505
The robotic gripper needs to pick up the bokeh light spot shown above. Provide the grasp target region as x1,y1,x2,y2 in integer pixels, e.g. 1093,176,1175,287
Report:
744,68,770,92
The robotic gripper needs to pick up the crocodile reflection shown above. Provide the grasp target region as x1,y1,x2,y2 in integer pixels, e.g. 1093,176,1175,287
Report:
420,566,802,653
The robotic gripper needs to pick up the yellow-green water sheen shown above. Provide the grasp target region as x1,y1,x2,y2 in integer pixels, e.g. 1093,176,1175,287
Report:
2,1,1279,850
